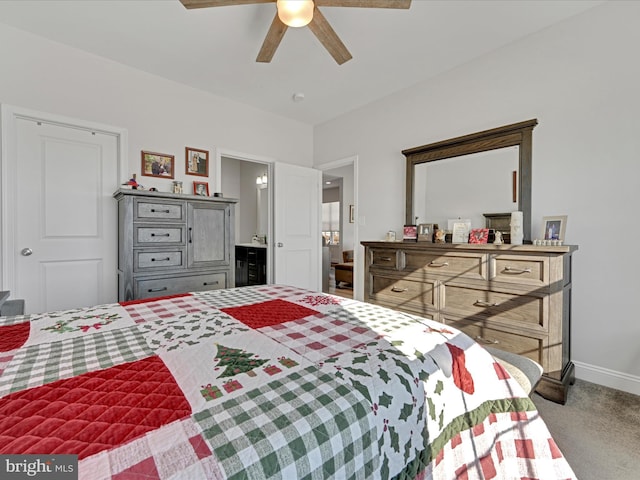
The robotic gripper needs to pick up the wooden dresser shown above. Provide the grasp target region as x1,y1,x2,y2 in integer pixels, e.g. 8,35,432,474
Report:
362,241,577,404
114,189,236,301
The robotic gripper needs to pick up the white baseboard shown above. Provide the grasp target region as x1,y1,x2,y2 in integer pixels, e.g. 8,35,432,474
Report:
574,361,640,396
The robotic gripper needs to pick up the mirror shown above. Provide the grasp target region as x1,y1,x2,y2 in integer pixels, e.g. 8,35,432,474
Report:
404,119,537,242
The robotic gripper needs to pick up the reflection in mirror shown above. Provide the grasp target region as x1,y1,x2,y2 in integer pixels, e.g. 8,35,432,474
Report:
404,119,537,241
413,146,519,229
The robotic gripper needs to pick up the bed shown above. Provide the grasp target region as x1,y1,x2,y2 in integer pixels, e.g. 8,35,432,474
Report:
0,284,576,479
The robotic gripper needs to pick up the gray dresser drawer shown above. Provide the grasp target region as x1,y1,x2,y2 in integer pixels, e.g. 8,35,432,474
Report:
136,272,228,299
136,200,184,221
134,249,185,272
135,226,185,245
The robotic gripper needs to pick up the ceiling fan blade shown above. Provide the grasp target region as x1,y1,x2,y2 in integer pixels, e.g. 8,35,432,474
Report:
307,7,352,65
256,13,288,63
179,0,274,9
315,0,411,9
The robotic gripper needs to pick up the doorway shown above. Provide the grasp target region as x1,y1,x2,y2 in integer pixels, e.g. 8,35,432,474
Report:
319,157,357,299
220,155,272,286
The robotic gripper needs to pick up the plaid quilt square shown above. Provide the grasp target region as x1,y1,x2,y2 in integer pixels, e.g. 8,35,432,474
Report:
79,418,226,480
194,366,378,480
122,295,211,324
260,313,383,362
0,326,153,396
193,287,273,309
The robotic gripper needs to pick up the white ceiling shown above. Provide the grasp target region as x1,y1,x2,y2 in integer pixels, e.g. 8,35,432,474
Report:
0,0,604,126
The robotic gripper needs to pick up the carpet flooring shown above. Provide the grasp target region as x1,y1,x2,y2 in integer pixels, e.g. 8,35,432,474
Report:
532,379,640,480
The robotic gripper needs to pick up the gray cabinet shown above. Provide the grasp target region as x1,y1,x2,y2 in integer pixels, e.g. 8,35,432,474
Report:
114,189,236,301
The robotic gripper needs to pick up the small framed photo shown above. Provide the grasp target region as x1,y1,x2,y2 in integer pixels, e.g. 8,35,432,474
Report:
542,215,567,241
349,205,355,223
193,181,209,196
403,225,418,242
417,223,434,242
141,151,174,179
186,147,209,177
469,228,489,244
452,222,471,244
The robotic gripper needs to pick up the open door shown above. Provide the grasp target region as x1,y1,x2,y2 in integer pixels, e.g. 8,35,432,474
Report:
273,163,321,291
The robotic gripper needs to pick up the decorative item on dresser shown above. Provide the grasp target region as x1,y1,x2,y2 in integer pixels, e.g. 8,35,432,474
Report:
362,240,578,404
114,189,236,301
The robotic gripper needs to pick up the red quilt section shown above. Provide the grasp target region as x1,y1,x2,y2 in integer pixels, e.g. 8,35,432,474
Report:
222,299,318,329
0,356,190,459
0,322,30,352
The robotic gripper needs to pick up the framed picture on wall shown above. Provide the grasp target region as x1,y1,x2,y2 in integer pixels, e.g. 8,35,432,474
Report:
141,151,174,179
193,181,209,196
185,147,209,177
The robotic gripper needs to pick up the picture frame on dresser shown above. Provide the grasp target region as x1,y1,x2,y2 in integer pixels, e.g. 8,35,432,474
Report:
542,215,567,241
193,181,209,196
141,151,175,179
417,223,434,242
185,147,209,177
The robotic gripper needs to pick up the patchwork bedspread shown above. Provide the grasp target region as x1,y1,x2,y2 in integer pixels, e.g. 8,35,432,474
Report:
0,285,576,479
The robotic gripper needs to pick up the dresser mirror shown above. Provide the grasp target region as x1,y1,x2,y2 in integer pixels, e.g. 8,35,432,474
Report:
403,119,538,242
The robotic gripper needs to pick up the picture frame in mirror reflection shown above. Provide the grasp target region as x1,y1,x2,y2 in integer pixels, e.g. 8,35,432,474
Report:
417,223,434,242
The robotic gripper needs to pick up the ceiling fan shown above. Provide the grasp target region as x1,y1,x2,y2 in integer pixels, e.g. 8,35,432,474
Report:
179,0,412,65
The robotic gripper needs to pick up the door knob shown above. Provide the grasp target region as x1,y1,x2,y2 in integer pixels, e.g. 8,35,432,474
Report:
21,247,33,256
277,242,284,247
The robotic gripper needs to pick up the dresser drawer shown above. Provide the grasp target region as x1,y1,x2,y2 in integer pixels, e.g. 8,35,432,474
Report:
135,226,185,245
442,284,546,330
134,249,185,272
135,200,184,221
135,272,227,299
442,314,543,366
403,251,488,281
369,249,399,269
368,274,437,314
490,254,549,287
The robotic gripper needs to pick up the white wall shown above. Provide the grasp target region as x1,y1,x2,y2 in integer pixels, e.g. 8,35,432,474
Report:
314,2,640,393
0,22,313,191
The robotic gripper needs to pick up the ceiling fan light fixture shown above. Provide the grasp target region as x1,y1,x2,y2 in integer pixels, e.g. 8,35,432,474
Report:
277,0,314,28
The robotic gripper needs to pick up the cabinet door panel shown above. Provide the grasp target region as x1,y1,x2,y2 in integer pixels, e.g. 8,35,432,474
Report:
187,202,230,268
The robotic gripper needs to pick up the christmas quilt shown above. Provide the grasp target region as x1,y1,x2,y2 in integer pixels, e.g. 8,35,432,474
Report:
0,285,576,479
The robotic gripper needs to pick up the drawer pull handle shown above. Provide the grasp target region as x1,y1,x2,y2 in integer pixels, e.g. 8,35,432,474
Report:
203,281,219,286
504,266,532,274
474,300,500,307
391,286,408,293
475,335,499,345
380,256,393,262
189,227,193,243
150,209,170,213
151,257,171,262
148,287,168,293
150,233,170,237
428,261,449,267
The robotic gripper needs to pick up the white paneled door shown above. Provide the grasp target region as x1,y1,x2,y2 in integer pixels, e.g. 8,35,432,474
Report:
11,118,119,313
274,162,321,291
